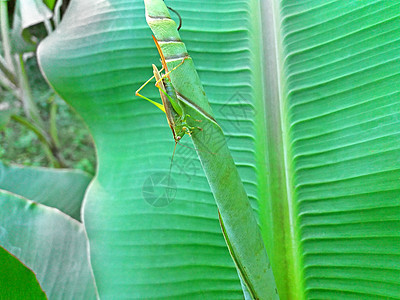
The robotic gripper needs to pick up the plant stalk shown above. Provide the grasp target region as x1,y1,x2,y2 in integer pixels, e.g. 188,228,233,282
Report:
0,0,15,73
0,55,17,86
16,54,45,130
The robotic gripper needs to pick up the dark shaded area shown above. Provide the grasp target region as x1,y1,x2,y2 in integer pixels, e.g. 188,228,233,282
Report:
0,246,47,300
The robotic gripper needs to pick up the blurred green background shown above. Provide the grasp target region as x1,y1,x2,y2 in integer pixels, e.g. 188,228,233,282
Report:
0,0,95,174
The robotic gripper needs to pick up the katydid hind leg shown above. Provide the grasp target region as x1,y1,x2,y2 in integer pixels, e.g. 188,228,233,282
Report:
135,67,166,112
136,91,166,113
136,67,164,97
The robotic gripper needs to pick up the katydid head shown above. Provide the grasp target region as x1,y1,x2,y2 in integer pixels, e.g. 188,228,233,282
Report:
174,129,185,143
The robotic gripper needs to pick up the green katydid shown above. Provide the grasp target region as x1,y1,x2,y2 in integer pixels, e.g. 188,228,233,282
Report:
135,35,203,172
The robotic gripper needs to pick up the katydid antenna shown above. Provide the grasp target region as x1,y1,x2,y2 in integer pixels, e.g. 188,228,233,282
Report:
163,1,182,31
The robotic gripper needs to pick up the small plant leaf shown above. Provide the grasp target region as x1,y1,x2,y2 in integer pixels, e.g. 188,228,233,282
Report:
0,190,97,299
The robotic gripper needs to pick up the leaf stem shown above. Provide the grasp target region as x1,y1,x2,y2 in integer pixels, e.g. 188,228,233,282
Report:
49,94,60,148
16,54,45,130
0,0,15,73
0,55,17,86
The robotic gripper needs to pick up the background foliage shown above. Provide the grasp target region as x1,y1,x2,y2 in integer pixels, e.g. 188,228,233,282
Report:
0,0,94,173
0,0,400,299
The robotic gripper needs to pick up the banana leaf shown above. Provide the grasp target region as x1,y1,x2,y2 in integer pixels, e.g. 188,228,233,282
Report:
0,162,91,220
0,190,97,299
11,0,53,53
37,0,400,299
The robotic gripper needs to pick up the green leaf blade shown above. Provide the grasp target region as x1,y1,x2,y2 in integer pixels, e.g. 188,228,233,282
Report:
0,162,91,220
144,1,279,299
268,0,400,298
0,190,97,299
